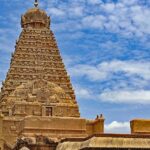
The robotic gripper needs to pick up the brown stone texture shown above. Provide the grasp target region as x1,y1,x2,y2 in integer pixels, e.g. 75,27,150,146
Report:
56,134,150,150
130,119,150,134
0,7,79,118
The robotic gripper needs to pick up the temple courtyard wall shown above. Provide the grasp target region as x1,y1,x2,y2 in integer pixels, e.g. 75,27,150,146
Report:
0,115,104,149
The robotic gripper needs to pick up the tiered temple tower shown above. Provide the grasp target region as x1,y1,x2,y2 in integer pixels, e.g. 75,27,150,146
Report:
0,1,104,149
0,1,79,118
2,1,150,150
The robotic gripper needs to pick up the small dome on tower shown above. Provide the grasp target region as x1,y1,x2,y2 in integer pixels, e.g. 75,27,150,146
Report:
21,7,50,29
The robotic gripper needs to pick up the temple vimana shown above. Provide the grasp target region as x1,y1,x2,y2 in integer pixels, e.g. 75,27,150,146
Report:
0,0,150,150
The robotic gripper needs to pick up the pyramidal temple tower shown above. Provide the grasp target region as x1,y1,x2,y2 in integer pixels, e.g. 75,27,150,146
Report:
0,1,80,118
1,1,150,150
0,1,105,149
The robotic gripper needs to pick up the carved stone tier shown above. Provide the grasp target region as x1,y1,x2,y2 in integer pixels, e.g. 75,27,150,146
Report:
1,79,79,117
0,12,79,117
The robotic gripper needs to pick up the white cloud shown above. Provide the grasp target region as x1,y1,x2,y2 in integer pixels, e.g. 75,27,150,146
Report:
102,3,116,12
121,0,137,6
2,0,150,38
82,15,106,29
99,60,150,80
69,64,107,81
100,90,150,104
88,0,102,5
100,1,150,36
46,0,150,37
74,85,93,100
69,60,150,104
74,85,150,104
47,8,65,16
69,6,84,17
70,60,150,81
105,121,130,133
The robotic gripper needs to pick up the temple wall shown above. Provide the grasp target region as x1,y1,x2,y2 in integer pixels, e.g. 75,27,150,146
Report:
20,116,87,138
11,102,79,118
56,136,150,150
93,119,104,134
0,115,105,149
86,118,104,135
13,103,42,116
52,106,79,117
2,117,22,147
0,115,4,150
131,119,150,134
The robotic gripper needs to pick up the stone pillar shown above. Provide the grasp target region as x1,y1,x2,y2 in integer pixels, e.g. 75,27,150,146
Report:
0,111,4,150
93,114,105,134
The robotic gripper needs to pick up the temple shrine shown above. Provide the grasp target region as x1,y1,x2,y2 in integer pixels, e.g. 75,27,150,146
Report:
0,1,150,150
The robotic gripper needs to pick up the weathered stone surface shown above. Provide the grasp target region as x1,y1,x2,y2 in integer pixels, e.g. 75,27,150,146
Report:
0,3,79,118
56,135,150,150
131,119,150,134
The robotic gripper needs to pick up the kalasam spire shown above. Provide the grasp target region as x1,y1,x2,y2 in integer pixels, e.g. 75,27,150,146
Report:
34,0,38,7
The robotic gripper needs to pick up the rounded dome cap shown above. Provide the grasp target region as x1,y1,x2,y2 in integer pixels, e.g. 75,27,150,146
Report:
21,8,50,29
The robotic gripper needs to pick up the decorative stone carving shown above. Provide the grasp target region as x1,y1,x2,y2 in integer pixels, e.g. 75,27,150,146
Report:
21,8,50,29
1,79,79,117
0,4,80,146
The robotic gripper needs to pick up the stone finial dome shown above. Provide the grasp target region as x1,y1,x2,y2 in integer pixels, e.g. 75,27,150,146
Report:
21,8,50,29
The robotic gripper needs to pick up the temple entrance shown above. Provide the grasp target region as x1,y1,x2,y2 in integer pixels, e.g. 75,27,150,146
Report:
46,107,52,116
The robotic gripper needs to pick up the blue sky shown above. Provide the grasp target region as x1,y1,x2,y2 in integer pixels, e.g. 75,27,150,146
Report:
0,0,150,133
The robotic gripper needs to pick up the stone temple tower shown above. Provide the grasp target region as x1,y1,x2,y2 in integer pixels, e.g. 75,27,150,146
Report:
0,1,104,149
0,1,80,118
0,1,149,150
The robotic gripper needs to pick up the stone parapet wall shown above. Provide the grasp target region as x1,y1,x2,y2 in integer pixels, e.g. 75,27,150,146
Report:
130,119,150,134
86,118,104,135
20,116,87,138
0,115,105,149
56,134,150,150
